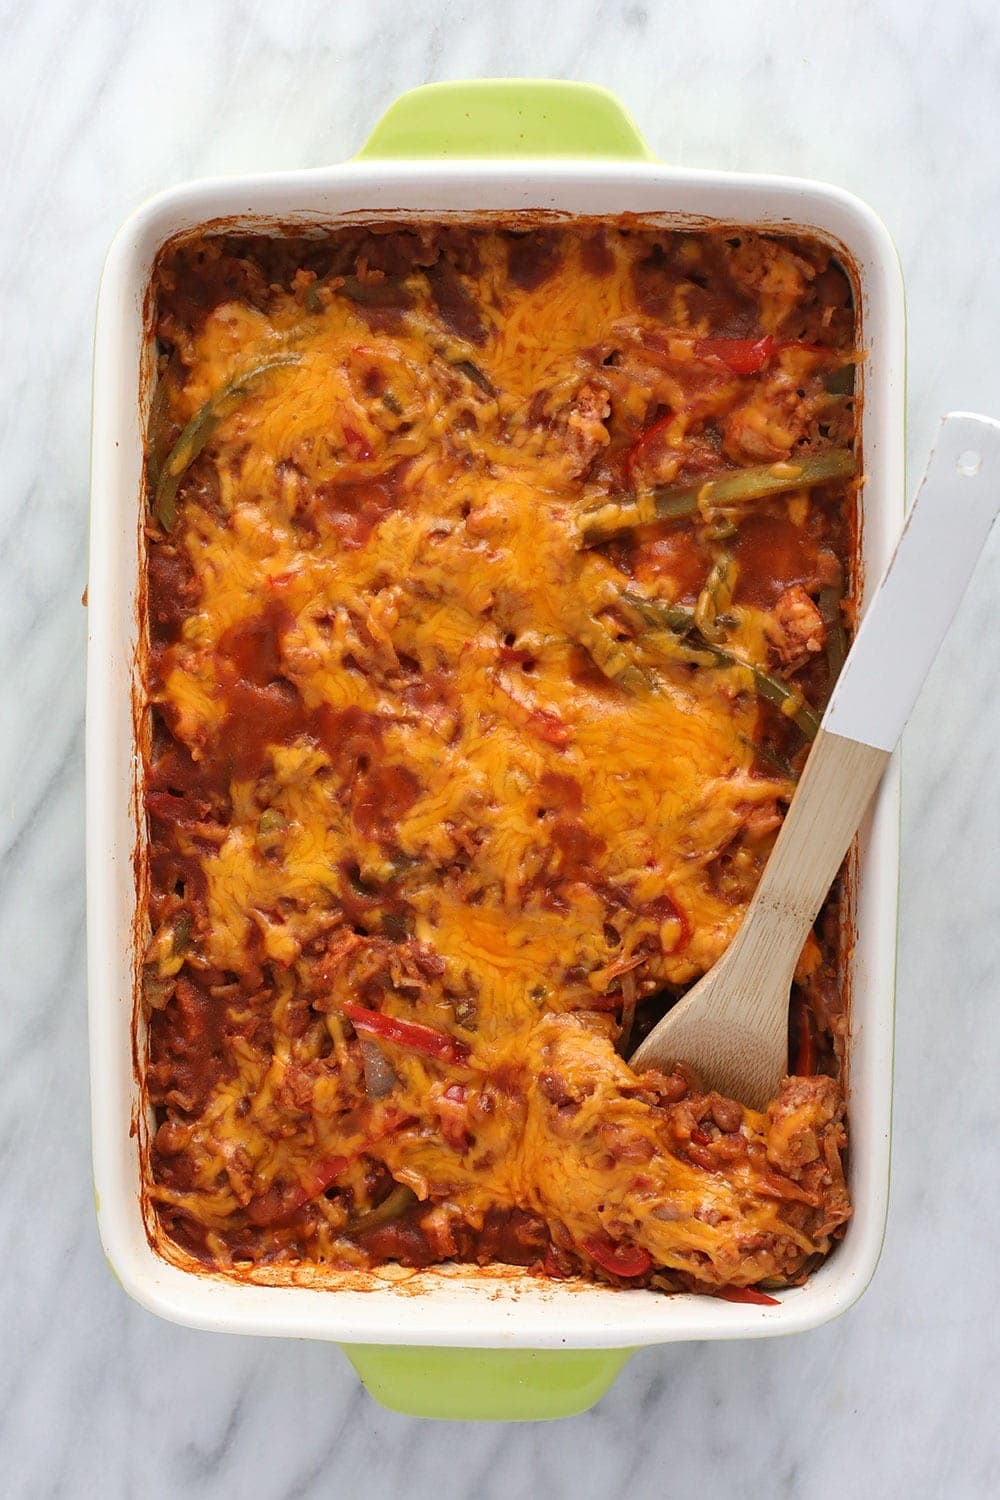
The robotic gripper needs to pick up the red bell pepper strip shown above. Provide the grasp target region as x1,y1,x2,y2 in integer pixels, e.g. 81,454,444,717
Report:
695,335,774,374
343,1001,470,1065
493,675,572,746
146,789,210,826
365,1109,415,1145
245,1111,413,1228
247,1155,349,1227
660,891,691,955
793,1004,817,1075
582,1234,653,1279
625,411,673,483
525,706,572,747
716,1284,781,1306
695,335,837,377
343,425,374,461
298,1157,350,1200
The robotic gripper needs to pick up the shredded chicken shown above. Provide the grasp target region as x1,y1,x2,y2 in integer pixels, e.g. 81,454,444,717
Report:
767,584,827,666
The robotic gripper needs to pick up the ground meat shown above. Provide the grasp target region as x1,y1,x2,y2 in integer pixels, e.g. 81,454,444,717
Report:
560,381,612,476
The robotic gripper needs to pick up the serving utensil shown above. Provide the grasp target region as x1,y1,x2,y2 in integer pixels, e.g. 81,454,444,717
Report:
630,412,1000,1107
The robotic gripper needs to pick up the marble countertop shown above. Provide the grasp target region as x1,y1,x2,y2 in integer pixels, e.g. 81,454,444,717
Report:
4,0,1000,1494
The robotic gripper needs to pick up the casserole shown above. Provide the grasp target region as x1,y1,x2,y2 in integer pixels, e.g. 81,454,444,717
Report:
88,79,905,1420
142,220,857,1289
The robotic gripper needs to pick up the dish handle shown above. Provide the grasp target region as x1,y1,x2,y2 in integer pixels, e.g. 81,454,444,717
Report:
342,1343,635,1421
356,79,654,161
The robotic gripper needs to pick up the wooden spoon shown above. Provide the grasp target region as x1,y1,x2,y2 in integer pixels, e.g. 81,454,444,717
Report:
629,412,1000,1107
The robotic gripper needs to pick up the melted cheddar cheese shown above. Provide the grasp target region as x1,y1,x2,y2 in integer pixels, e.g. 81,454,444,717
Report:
143,224,855,1292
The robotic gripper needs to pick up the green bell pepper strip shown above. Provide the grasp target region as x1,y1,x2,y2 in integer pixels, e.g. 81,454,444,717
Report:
817,577,848,683
619,591,822,740
581,447,856,543
824,363,856,395
693,554,737,643
450,358,496,396
574,610,655,695
152,353,302,530
171,910,192,957
307,272,428,317
145,352,182,493
348,1184,418,1234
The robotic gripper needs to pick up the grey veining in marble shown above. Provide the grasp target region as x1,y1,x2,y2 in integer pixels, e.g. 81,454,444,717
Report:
3,0,1000,1495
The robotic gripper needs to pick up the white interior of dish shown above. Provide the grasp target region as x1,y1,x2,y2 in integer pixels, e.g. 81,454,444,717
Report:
87,161,905,1348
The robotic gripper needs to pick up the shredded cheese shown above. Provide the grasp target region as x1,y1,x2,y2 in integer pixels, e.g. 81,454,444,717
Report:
144,225,854,1291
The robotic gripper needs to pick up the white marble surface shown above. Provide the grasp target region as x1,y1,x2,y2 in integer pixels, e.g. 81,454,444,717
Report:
3,0,1000,1493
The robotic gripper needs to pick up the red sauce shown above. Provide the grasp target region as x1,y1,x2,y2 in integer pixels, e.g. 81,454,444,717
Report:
155,244,271,336
549,819,606,884
507,233,561,290
147,546,195,644
212,614,394,785
147,977,228,1116
147,731,221,801
647,892,691,954
352,764,420,843
145,733,222,905
218,599,292,682
633,243,754,334
214,601,312,779
632,525,709,600
537,771,583,816
314,704,385,779
352,1203,550,1269
355,1208,445,1268
580,230,614,278
475,1207,550,1266
424,260,486,344
317,477,399,550
732,514,818,607
221,679,310,780
357,230,435,277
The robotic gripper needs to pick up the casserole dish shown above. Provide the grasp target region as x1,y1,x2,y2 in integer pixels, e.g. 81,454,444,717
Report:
88,79,905,1420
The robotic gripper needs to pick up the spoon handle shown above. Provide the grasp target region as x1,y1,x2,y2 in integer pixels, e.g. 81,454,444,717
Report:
629,414,1000,1104
739,410,1000,970
626,727,889,1102
824,411,1000,750
748,410,1000,954
735,729,889,971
